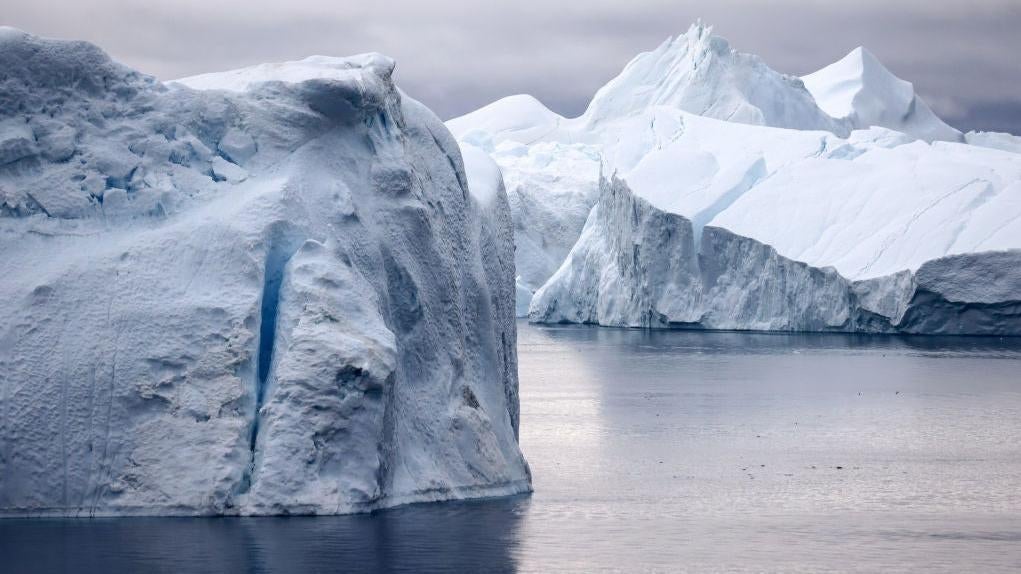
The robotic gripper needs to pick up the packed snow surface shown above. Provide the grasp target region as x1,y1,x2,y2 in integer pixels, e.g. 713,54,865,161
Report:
0,28,529,516
449,22,1021,330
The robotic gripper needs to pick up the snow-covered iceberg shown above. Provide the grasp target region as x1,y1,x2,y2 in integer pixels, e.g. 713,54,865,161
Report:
0,28,529,516
449,22,1021,334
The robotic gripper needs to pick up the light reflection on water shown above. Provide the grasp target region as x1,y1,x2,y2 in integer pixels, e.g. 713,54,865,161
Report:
3,323,1021,573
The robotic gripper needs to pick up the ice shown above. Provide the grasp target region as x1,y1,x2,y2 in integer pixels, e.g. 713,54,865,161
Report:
0,29,529,516
580,21,848,135
450,22,1021,331
459,137,602,313
447,94,562,146
966,131,1021,155
171,54,393,94
802,47,963,142
531,176,1021,335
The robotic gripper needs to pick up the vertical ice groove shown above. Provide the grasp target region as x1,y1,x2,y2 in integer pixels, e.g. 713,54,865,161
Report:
239,225,305,497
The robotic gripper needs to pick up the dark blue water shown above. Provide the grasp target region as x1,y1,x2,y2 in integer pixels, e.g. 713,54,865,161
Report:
3,323,1021,573
0,500,528,573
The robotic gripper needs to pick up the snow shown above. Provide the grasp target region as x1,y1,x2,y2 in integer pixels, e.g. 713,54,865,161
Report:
0,29,529,516
447,94,562,146
172,54,394,93
449,22,1021,330
580,21,847,135
622,116,1021,280
802,47,963,142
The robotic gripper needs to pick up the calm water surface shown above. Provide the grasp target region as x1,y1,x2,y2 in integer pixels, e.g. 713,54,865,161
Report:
3,322,1021,573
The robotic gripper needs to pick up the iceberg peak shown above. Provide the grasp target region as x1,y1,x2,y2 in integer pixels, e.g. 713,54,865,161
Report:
579,22,847,134
446,93,563,146
802,46,963,142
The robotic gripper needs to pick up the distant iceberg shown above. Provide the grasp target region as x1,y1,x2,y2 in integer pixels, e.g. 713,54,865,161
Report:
449,22,1021,334
531,176,1021,335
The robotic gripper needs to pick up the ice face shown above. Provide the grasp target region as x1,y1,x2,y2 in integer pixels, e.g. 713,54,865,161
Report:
0,29,529,516
530,176,1021,335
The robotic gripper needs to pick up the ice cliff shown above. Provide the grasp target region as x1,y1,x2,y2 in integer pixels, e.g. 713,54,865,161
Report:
449,22,1021,334
0,28,529,516
531,176,1021,335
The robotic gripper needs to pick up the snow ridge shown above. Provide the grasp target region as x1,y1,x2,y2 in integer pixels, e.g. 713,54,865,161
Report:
581,21,848,135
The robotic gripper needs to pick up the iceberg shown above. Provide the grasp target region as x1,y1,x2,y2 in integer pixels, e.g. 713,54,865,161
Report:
449,22,1021,334
0,28,529,516
531,176,1021,335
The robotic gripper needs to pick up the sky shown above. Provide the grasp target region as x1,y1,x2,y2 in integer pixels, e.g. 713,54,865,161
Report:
5,0,1021,134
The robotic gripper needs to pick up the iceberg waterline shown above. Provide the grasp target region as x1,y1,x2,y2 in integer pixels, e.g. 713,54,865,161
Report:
0,28,529,516
448,22,1021,334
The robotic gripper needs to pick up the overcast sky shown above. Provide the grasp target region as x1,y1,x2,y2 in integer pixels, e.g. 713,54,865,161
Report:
5,0,1021,133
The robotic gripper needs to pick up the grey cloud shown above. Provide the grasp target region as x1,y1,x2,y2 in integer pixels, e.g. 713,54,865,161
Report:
3,0,1019,132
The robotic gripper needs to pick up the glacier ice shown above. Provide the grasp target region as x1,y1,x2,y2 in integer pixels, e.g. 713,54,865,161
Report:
0,28,529,516
449,22,1021,333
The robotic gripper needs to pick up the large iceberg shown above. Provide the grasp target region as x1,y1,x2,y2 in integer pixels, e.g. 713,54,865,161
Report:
0,28,529,516
449,22,1021,334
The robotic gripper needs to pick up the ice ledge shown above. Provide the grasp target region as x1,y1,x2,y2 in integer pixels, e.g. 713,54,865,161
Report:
172,53,397,94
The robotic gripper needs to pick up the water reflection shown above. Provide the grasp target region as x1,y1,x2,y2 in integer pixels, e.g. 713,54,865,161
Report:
529,323,1021,357
0,496,529,574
